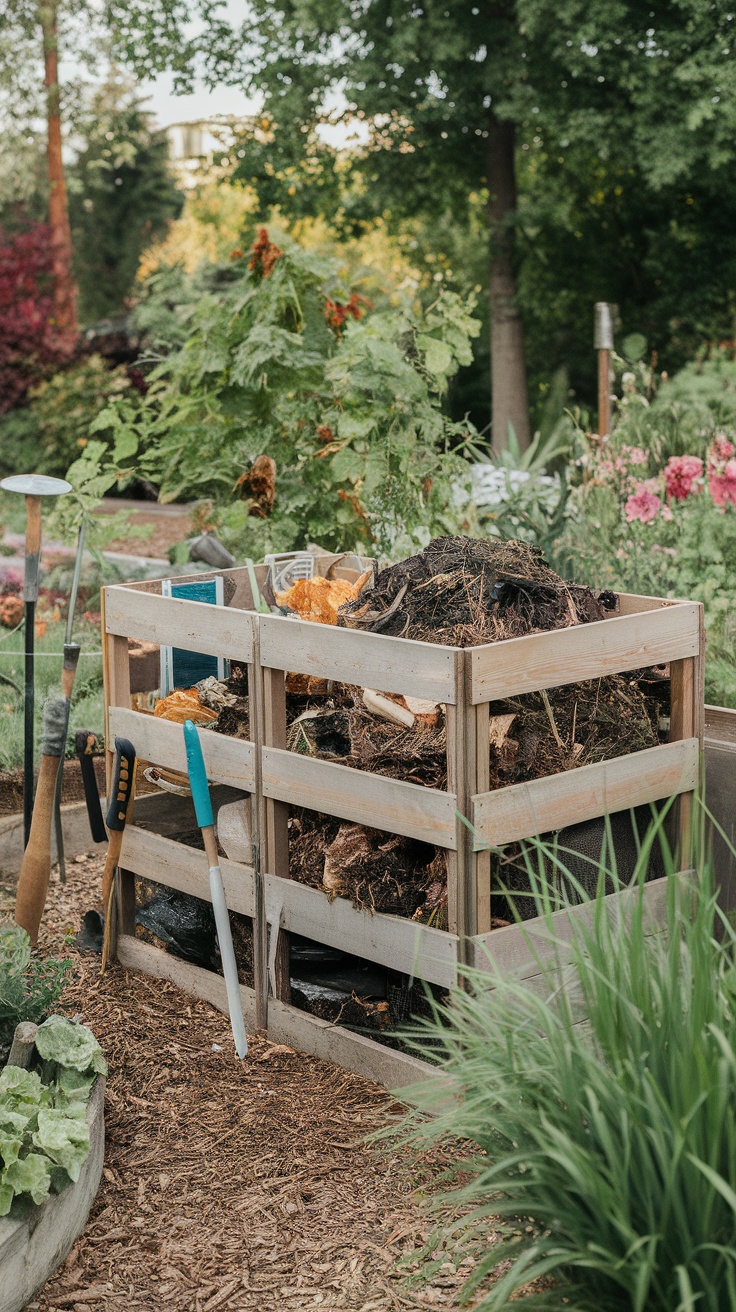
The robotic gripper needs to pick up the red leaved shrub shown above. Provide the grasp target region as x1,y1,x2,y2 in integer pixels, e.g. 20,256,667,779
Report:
0,224,66,414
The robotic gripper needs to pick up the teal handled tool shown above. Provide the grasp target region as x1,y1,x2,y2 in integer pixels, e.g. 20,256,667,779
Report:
183,720,248,1058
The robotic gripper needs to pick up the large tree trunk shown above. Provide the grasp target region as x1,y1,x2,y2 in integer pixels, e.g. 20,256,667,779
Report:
40,0,77,350
487,111,529,453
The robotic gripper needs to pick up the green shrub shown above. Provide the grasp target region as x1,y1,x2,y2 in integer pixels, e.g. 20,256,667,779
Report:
0,927,70,1058
98,230,481,557
398,809,736,1311
0,354,138,480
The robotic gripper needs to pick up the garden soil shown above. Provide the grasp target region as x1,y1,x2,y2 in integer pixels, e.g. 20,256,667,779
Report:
2,855,493,1312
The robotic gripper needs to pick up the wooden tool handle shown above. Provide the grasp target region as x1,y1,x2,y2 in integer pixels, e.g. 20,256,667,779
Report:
24,495,42,557
101,830,125,907
15,752,61,945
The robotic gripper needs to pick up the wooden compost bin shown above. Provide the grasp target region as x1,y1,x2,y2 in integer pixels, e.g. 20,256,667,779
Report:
101,571,704,1089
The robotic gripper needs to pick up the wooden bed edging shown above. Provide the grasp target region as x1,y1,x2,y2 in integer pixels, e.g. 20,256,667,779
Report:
116,935,441,1095
471,738,700,849
0,1077,105,1312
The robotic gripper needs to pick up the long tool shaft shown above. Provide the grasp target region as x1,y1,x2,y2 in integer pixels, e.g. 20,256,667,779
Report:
183,719,247,1058
53,522,86,880
22,494,42,849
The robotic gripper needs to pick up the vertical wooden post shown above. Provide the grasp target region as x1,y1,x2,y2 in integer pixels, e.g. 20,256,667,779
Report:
248,624,268,1031
669,603,705,866
260,660,291,1002
445,651,487,967
101,587,134,957
594,302,614,438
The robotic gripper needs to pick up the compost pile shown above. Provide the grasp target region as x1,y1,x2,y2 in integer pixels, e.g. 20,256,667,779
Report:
339,535,613,645
286,536,665,926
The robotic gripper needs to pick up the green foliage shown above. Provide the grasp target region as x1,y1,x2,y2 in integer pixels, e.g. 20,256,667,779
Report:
398,809,736,1310
67,75,184,325
100,234,481,556
0,1014,106,1215
0,354,137,480
0,927,70,1059
554,360,736,707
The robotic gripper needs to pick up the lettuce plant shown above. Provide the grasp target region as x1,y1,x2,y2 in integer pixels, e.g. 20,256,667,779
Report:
0,1017,106,1216
0,926,70,1057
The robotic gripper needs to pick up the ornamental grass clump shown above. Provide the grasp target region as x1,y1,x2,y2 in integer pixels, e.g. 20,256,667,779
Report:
400,808,736,1311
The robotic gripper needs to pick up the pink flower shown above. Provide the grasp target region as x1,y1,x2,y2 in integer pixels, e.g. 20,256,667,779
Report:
711,433,735,462
622,445,649,466
664,454,703,501
625,482,662,523
708,458,736,509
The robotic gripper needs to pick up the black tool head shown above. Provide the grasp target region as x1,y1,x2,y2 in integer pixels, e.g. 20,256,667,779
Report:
106,736,136,831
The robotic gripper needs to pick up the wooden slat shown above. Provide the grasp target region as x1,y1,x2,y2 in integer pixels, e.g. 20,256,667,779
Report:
469,602,701,703
115,935,437,1093
265,873,457,988
705,704,736,746
615,592,684,615
121,825,256,917
108,706,255,791
471,739,699,849
259,614,457,704
105,584,254,662
472,872,674,978
262,747,457,849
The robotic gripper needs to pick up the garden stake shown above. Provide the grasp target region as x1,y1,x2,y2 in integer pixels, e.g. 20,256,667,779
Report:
100,736,137,973
52,521,85,882
0,473,71,848
183,719,248,1058
594,301,614,439
15,695,70,944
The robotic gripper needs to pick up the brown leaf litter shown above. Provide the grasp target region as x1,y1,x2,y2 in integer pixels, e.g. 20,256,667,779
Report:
4,854,485,1312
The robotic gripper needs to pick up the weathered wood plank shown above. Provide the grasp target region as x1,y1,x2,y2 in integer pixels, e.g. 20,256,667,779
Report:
115,935,436,1093
472,872,675,978
705,704,736,745
105,584,254,662
259,614,457,704
469,602,701,703
120,825,256,917
265,872,458,988
471,739,699,849
108,706,256,791
262,746,458,849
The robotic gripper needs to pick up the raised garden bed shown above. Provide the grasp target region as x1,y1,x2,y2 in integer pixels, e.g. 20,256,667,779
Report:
100,550,704,1087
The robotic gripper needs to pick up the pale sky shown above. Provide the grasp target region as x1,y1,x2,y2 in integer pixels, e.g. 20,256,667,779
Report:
138,74,259,129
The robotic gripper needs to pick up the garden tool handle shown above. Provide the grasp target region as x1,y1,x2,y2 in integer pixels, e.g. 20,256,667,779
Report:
102,737,136,906
183,720,248,1058
23,494,42,603
15,752,60,945
75,731,106,844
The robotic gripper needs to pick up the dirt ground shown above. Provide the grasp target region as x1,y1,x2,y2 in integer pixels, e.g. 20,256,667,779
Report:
6,854,488,1312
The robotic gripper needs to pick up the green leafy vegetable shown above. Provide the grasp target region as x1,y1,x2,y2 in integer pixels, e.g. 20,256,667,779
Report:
35,1016,107,1076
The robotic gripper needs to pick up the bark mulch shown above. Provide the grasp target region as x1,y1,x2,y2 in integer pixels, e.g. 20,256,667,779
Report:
12,854,484,1312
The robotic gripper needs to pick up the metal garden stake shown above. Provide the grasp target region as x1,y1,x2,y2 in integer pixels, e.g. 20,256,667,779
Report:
0,474,71,847
52,520,85,881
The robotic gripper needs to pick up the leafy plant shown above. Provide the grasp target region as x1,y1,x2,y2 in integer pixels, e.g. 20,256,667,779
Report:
0,353,139,480
0,927,70,1056
96,230,482,557
398,806,736,1311
0,1015,106,1215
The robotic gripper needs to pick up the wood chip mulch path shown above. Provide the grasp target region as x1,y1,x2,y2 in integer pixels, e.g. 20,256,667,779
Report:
12,854,487,1312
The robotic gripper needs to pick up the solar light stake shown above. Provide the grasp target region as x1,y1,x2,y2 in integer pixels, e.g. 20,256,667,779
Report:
0,475,71,847
594,302,614,439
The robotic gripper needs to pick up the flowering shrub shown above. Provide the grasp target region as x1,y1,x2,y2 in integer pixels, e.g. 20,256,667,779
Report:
557,426,736,706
